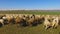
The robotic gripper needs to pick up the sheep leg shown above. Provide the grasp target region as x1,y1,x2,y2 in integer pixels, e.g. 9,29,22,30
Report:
54,23,58,29
1,23,4,26
45,25,49,30
52,22,55,28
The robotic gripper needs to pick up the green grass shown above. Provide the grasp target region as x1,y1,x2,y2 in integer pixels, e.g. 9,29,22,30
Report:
0,10,60,15
0,10,60,34
0,24,60,34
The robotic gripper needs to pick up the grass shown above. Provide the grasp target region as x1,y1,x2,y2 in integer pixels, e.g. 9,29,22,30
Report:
0,24,60,34
0,10,60,34
0,10,60,15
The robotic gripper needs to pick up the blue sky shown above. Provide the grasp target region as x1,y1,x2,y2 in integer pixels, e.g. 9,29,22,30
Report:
0,0,60,10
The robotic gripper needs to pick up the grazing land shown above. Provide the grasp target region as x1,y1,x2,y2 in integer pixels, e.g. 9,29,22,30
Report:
0,10,60,15
0,10,60,34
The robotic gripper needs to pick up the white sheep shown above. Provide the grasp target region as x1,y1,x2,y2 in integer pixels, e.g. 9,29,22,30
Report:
52,16,59,28
43,16,51,29
0,19,4,26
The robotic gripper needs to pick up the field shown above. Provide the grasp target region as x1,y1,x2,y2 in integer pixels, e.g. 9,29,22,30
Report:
0,10,60,15
0,10,60,34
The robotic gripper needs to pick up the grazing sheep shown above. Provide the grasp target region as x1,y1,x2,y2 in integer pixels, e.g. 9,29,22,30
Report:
37,15,45,24
15,15,21,24
21,15,29,26
43,16,52,30
2,16,8,25
52,16,59,28
44,15,59,29
15,15,28,27
6,15,15,24
26,16,35,26
26,14,39,26
0,19,4,27
26,14,45,26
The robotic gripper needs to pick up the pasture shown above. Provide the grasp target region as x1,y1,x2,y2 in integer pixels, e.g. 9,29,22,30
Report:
0,10,60,34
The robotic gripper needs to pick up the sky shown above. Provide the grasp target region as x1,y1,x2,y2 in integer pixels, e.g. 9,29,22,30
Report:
0,0,60,10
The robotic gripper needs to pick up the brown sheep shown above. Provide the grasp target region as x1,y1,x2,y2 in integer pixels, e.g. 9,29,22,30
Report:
26,14,39,26
5,15,15,24
15,15,22,24
15,15,28,27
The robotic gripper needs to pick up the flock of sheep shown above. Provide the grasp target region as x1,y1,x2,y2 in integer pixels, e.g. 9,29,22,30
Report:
0,14,60,30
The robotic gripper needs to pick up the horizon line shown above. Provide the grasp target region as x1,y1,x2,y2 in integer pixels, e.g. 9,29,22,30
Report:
0,9,60,10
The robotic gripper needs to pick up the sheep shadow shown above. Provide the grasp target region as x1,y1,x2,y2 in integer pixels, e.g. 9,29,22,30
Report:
0,23,3,27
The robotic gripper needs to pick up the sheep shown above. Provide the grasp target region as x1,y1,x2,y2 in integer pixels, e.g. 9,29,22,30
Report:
15,15,22,24
43,15,59,29
5,15,15,24
26,14,39,26
37,15,45,24
21,15,29,26
15,15,28,27
0,19,4,27
26,16,35,26
51,16,59,28
43,16,51,29
58,15,60,25
2,15,8,25
25,14,45,26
